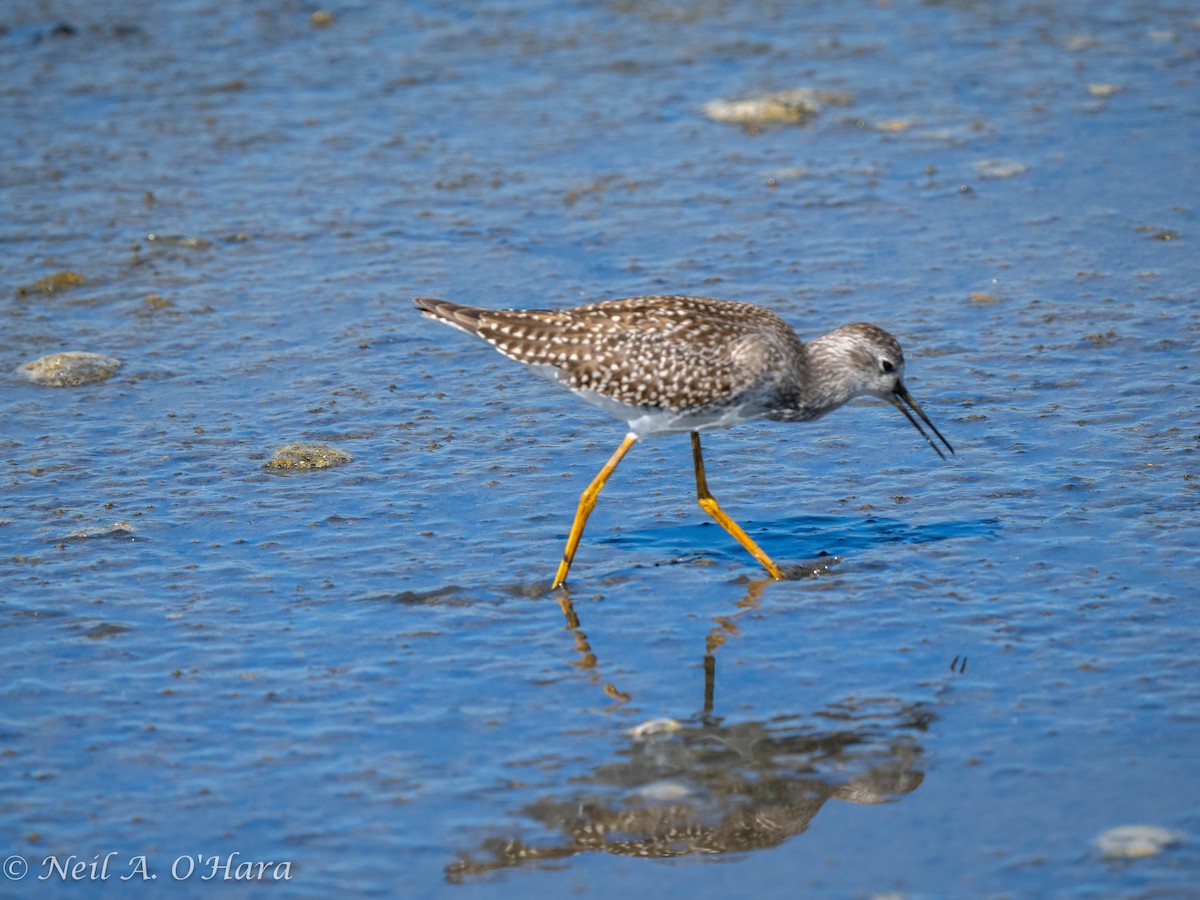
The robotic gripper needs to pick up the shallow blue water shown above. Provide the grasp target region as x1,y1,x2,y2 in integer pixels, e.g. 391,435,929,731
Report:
2,0,1199,896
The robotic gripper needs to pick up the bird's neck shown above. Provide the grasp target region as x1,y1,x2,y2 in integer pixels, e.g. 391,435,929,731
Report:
773,330,863,422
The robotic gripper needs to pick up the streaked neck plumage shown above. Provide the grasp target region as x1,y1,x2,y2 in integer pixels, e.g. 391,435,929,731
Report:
767,323,903,423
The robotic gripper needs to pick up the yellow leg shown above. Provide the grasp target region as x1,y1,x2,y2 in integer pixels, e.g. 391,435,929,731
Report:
691,431,784,580
552,432,639,589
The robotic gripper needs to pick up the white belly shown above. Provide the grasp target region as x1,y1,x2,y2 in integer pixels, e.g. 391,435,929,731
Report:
572,388,764,438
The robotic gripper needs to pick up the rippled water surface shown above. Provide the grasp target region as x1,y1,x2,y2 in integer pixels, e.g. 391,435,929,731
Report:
3,0,1198,896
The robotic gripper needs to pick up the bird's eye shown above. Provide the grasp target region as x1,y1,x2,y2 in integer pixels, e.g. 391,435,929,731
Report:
880,359,896,374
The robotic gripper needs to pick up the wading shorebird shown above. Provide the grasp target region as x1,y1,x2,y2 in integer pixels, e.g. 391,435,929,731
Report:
415,295,953,588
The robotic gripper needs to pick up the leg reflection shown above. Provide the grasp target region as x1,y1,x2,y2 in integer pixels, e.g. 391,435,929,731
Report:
555,589,630,704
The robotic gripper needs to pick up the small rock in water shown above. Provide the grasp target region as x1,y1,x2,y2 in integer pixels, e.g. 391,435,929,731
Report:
634,780,694,801
64,521,136,540
265,443,353,470
1093,824,1183,859
974,158,1029,178
17,351,121,387
628,717,682,739
702,87,853,127
145,233,212,249
82,622,132,640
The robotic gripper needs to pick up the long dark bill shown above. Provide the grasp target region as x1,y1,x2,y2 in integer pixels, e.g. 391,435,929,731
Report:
891,384,955,460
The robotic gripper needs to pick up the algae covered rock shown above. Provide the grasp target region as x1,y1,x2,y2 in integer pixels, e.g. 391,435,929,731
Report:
264,443,353,470
16,271,86,297
17,351,122,387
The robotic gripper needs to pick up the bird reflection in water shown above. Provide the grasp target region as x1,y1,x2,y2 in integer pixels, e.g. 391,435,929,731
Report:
445,573,933,881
